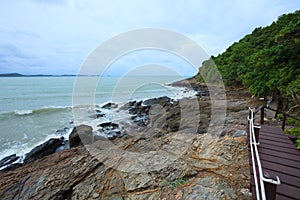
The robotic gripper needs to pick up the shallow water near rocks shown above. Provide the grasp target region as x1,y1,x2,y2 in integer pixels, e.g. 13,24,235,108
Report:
0,76,195,160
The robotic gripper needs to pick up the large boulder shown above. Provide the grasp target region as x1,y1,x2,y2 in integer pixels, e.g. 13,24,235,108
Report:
69,125,93,148
23,137,64,164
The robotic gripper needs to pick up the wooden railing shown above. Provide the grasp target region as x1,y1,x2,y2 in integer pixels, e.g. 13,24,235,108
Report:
254,105,300,130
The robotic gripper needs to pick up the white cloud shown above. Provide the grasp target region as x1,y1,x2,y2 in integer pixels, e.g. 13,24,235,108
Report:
0,0,299,74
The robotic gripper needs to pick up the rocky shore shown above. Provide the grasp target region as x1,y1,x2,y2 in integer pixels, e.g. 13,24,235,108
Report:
0,80,253,199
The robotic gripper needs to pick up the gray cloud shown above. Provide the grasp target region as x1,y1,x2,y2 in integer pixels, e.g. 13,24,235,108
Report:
0,44,33,59
0,0,299,75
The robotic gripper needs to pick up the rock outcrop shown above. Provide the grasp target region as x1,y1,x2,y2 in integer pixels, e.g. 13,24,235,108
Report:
0,134,251,199
69,125,93,148
0,85,252,199
23,137,65,164
0,154,19,169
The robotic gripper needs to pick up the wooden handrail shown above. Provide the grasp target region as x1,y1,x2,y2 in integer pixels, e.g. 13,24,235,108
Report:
254,105,264,115
254,106,300,130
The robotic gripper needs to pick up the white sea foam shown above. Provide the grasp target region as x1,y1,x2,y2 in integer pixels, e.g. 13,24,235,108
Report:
14,110,33,116
0,127,73,163
0,76,197,166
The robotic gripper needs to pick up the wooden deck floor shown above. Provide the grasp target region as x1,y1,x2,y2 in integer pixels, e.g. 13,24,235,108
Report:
248,125,300,200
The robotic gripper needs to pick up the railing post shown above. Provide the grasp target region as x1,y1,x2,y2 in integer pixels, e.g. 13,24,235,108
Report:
260,106,265,125
254,125,261,143
263,171,280,200
249,108,252,121
282,114,286,131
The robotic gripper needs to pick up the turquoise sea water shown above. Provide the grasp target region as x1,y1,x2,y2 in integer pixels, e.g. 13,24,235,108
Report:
0,76,193,160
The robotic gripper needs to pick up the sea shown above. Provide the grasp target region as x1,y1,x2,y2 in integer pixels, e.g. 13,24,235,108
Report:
0,76,195,161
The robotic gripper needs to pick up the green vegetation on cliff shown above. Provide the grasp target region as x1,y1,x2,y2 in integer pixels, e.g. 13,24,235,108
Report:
198,10,300,112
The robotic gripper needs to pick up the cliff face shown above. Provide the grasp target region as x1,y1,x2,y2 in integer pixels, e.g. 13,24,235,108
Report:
0,87,252,200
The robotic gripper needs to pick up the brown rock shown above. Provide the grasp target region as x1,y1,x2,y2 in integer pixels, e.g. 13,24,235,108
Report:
69,125,93,148
0,85,252,200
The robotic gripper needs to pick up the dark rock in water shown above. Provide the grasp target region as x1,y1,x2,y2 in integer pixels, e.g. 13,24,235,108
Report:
128,107,138,115
55,127,70,136
0,163,23,173
98,122,118,129
131,114,149,127
143,96,171,107
0,154,19,168
56,140,70,152
69,125,93,148
89,112,105,119
98,122,124,140
102,102,118,109
24,137,64,164
95,109,105,118
134,100,142,107
121,101,136,110
128,105,150,115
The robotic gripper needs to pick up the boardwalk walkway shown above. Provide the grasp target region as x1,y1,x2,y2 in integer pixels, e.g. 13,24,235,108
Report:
248,124,300,200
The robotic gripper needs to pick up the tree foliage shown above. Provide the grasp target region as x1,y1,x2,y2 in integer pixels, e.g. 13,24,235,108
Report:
198,10,300,111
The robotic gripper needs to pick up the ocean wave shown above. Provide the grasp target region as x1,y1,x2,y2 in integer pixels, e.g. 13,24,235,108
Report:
0,127,73,162
0,106,73,117
14,110,33,115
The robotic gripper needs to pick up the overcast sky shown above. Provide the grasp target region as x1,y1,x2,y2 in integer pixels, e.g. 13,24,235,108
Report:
0,0,299,76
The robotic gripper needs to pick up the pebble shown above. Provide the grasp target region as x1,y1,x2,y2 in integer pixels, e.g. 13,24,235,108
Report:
93,193,100,198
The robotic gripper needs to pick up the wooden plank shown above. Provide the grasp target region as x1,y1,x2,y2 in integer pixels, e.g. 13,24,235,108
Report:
259,131,288,140
258,138,298,150
277,183,300,200
250,170,300,200
259,134,293,144
259,153,300,169
258,143,300,155
276,194,296,200
261,160,300,178
257,148,300,162
260,169,300,188
260,125,284,133
249,162,300,188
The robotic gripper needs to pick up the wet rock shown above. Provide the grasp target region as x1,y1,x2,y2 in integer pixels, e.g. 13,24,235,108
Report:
0,163,23,173
143,96,172,107
55,139,69,152
0,154,19,168
23,137,64,164
121,100,136,109
89,109,105,119
55,127,70,136
98,122,119,129
98,122,124,139
102,102,118,109
131,114,149,126
69,125,93,147
0,86,253,200
194,90,209,97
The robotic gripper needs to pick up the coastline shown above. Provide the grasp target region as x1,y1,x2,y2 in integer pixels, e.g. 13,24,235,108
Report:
0,81,253,199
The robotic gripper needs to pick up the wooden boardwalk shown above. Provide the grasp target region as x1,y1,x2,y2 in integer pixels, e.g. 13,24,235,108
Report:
248,125,300,200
